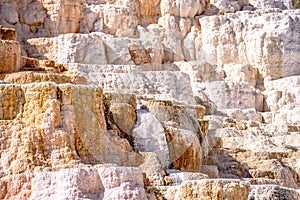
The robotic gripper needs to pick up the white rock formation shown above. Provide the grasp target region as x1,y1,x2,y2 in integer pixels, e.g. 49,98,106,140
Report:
0,0,300,199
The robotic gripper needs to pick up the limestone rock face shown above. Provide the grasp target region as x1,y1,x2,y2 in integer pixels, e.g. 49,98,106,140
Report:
0,0,300,199
1,166,147,200
205,81,263,112
0,173,33,199
249,185,300,200
0,83,142,175
132,109,169,167
147,179,250,200
66,63,197,104
0,27,20,73
29,168,104,200
223,64,257,87
164,171,209,186
103,92,137,138
263,76,300,124
249,0,293,9
209,0,243,13
198,10,300,80
132,99,208,172
139,152,166,186
160,0,206,18
138,0,161,25
4,72,86,85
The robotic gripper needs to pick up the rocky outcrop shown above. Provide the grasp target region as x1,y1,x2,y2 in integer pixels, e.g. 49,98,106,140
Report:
0,26,20,73
249,185,300,200
0,82,144,175
1,166,147,200
197,9,300,80
249,0,293,9
0,0,300,199
147,179,250,200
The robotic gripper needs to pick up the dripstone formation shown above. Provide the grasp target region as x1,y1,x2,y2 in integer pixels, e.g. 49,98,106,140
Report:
0,0,300,199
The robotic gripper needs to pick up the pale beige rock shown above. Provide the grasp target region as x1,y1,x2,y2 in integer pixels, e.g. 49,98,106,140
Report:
30,166,147,200
30,168,104,200
264,76,300,112
67,63,197,104
225,108,263,122
183,25,201,61
158,14,192,38
165,126,202,172
97,166,147,200
223,64,257,87
132,109,170,167
1,166,147,200
0,40,20,73
249,0,293,9
244,178,278,185
205,115,225,130
145,100,205,172
56,33,107,64
214,127,300,153
176,61,225,84
139,152,166,186
0,0,141,39
0,83,143,175
0,173,33,200
58,84,142,166
88,4,138,36
160,0,206,18
262,108,300,125
19,1,47,27
209,125,300,187
128,39,152,65
176,179,250,199
4,72,87,85
102,35,134,64
24,37,57,60
248,159,299,188
40,0,83,35
262,76,300,125
132,100,209,172
175,62,225,108
209,0,238,13
0,0,300,199
249,185,300,200
200,165,220,178
198,10,300,80
205,81,263,112
147,179,250,200
25,33,135,65
137,25,164,64
165,171,209,186
161,29,185,62
103,92,137,138
0,84,22,120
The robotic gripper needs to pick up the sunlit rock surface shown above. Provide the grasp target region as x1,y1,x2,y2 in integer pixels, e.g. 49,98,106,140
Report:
0,0,299,199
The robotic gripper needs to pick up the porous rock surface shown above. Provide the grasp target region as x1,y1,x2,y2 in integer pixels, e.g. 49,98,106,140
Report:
0,0,300,199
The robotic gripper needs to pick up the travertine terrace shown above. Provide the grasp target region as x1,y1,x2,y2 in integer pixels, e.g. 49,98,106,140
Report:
0,0,300,199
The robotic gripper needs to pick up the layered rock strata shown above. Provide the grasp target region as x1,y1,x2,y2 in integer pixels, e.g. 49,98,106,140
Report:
0,0,300,199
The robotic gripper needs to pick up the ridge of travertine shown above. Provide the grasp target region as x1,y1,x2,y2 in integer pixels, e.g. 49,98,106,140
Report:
0,0,300,199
